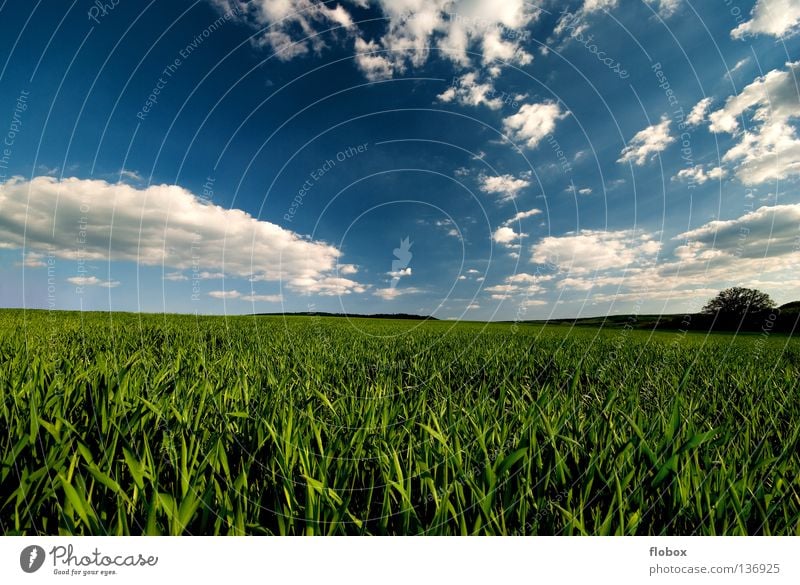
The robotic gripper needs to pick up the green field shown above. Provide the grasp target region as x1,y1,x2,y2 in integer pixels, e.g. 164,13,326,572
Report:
1,310,798,535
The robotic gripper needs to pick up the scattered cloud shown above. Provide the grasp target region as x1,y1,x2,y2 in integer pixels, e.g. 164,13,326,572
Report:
673,164,727,184
67,276,120,288
479,172,531,202
503,102,569,149
437,72,503,109
731,0,800,39
618,116,675,165
164,271,188,281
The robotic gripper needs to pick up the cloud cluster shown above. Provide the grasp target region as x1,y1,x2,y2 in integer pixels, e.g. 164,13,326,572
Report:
1,176,364,295
731,0,800,39
478,172,530,202
217,0,538,78
502,102,569,149
673,164,726,184
531,230,662,274
525,203,800,305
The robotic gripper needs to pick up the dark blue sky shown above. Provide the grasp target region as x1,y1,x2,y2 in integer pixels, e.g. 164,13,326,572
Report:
1,0,798,319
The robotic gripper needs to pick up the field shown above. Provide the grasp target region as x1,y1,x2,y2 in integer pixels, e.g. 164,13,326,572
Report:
1,310,798,535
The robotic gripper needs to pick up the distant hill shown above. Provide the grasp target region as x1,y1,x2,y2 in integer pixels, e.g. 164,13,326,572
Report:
255,312,437,321
512,302,800,334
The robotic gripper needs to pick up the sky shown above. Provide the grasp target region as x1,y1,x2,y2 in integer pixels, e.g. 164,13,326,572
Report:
0,0,798,320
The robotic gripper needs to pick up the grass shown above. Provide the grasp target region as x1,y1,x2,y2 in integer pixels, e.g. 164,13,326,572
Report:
1,309,798,535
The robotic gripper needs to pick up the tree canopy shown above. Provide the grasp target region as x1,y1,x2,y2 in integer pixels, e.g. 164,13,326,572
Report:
701,287,776,316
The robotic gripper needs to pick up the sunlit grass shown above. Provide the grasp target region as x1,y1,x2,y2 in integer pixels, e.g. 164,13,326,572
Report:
1,310,798,535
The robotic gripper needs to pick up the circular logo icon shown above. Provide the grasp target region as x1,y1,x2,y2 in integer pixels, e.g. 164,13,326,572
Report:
20,545,46,573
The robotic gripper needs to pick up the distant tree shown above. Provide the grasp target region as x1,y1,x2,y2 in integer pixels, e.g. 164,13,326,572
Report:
702,287,776,316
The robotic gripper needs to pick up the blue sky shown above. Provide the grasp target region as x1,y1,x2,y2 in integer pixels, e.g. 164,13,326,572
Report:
0,0,798,319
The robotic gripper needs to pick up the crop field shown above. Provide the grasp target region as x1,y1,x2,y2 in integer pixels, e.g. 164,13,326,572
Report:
1,309,798,535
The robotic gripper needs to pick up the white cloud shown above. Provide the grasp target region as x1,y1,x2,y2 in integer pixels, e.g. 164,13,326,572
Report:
503,102,569,149
686,97,712,126
354,37,395,81
222,0,539,78
731,0,800,39
725,57,752,80
503,208,541,224
0,176,364,296
67,276,120,288
164,271,188,281
20,252,47,268
707,61,800,184
525,204,800,306
437,72,503,110
119,169,143,182
485,272,544,299
373,286,422,300
618,116,675,166
337,263,359,275
673,164,727,184
531,230,662,274
208,290,241,299
479,173,530,202
387,267,412,278
208,290,283,303
645,0,681,17
493,226,526,246
216,0,355,61
241,293,283,303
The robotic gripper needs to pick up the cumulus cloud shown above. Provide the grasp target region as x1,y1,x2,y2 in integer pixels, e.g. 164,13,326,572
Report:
673,164,727,184
478,172,531,202
618,116,675,165
493,225,526,246
503,102,569,149
707,61,800,184
531,230,662,274
0,176,365,296
525,204,800,305
731,0,800,39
